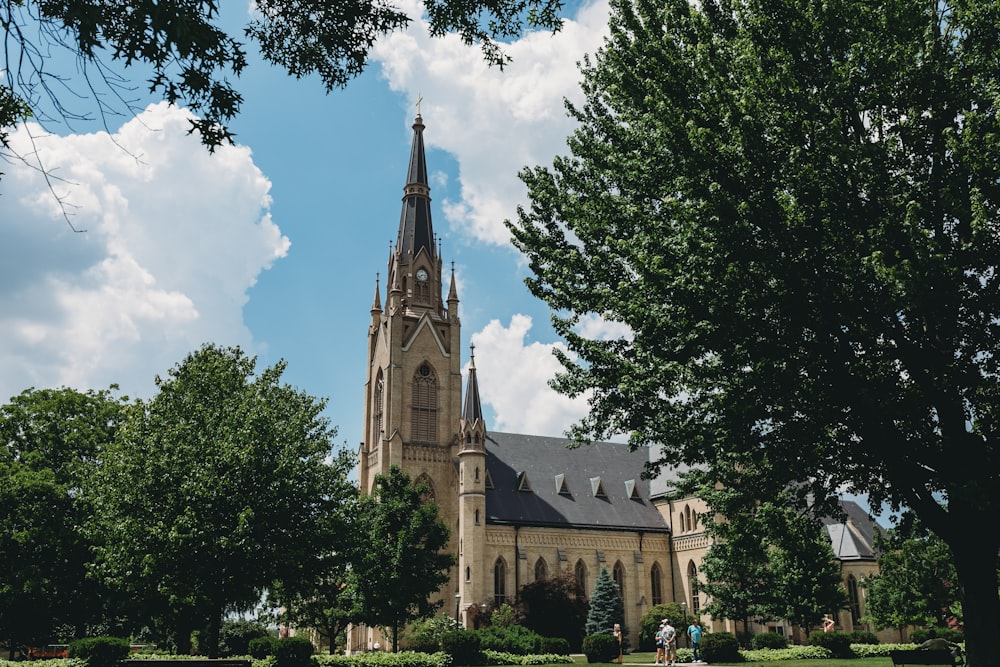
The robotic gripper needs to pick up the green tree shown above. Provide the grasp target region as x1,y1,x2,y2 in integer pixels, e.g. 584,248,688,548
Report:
699,511,775,638
353,465,454,652
1,0,565,153
0,387,123,655
863,511,962,631
585,567,624,636
517,571,589,651
759,503,848,631
508,0,1000,663
89,344,356,657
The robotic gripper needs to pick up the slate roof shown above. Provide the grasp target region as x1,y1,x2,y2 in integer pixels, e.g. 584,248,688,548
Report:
823,499,883,561
396,115,435,260
484,432,670,533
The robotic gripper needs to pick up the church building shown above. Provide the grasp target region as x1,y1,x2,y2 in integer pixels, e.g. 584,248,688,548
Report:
348,115,888,651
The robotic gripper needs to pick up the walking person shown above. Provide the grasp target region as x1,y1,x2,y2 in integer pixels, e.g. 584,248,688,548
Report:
663,619,677,667
655,620,666,665
613,623,623,664
687,620,702,662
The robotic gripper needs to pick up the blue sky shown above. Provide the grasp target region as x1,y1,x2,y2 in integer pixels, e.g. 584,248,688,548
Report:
0,0,615,453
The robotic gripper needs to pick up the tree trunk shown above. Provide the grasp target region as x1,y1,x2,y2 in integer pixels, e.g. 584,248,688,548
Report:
949,532,1000,667
206,606,222,659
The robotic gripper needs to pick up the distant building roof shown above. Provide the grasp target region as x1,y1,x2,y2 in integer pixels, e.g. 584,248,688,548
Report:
485,432,670,534
823,499,883,561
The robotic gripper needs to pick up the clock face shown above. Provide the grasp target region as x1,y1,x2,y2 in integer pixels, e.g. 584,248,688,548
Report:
416,269,428,281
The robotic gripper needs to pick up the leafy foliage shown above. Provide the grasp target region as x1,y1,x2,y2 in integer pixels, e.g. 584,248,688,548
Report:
0,387,123,653
863,511,963,630
219,620,271,657
440,630,482,666
581,634,617,663
67,637,130,667
274,636,315,667
750,632,787,650
1,0,565,152
516,572,588,652
637,603,683,651
353,466,454,652
698,632,740,663
508,0,1000,661
89,344,356,657
808,631,855,659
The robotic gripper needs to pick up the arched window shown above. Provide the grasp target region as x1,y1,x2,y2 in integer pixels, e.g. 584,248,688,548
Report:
474,509,480,525
494,558,507,605
684,505,693,533
373,371,384,440
679,509,687,533
688,561,700,613
535,558,548,581
575,560,589,596
651,562,663,606
613,561,626,607
466,566,471,582
412,363,438,441
847,574,861,625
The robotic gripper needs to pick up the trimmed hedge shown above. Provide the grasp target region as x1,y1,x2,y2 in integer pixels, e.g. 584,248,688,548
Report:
700,632,740,663
581,634,618,663
808,631,854,659
751,632,787,650
274,637,314,667
250,637,277,659
911,628,964,644
850,630,879,645
441,630,483,666
69,638,131,667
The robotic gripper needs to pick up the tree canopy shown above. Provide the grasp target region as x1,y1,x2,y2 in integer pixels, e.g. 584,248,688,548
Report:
352,466,454,652
88,344,356,657
508,0,1000,663
1,0,565,151
863,511,963,631
0,387,123,656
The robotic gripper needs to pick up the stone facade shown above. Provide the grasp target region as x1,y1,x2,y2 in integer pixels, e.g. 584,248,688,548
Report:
348,115,890,652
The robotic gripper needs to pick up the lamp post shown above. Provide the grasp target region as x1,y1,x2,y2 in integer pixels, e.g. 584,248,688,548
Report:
680,602,688,648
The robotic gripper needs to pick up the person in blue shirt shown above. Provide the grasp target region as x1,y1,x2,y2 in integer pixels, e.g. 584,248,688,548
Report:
687,620,703,662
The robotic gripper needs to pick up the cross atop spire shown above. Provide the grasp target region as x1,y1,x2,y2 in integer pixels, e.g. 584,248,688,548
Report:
396,115,434,261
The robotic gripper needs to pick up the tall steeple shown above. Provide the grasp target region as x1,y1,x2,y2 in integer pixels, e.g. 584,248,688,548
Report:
396,114,435,262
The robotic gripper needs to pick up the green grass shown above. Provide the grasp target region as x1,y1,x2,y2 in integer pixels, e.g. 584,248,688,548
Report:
569,652,894,667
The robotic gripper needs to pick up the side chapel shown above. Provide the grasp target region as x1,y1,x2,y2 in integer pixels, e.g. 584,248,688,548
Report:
347,115,890,652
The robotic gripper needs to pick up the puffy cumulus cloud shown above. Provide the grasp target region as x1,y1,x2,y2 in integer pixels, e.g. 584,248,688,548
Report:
575,313,634,341
0,102,289,402
372,0,610,246
468,315,590,435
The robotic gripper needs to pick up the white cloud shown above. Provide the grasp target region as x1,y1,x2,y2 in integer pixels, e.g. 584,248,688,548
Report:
468,315,590,436
0,102,288,402
372,0,611,246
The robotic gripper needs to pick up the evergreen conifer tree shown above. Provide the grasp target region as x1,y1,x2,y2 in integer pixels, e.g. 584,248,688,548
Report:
586,567,626,637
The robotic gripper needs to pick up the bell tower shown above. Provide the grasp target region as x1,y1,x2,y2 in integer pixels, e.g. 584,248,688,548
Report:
359,113,463,606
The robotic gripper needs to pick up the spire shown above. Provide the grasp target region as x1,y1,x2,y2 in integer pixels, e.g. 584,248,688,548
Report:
463,344,484,423
448,262,459,303
396,114,435,261
371,273,382,314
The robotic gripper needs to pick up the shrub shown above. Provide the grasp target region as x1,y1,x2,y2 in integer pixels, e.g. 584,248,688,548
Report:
441,630,483,666
751,632,787,650
404,615,460,653
274,636,314,667
582,634,619,663
68,637,130,667
538,637,570,655
809,631,854,658
850,630,879,645
249,637,277,659
221,620,272,657
476,625,541,655
910,627,963,644
699,632,741,663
